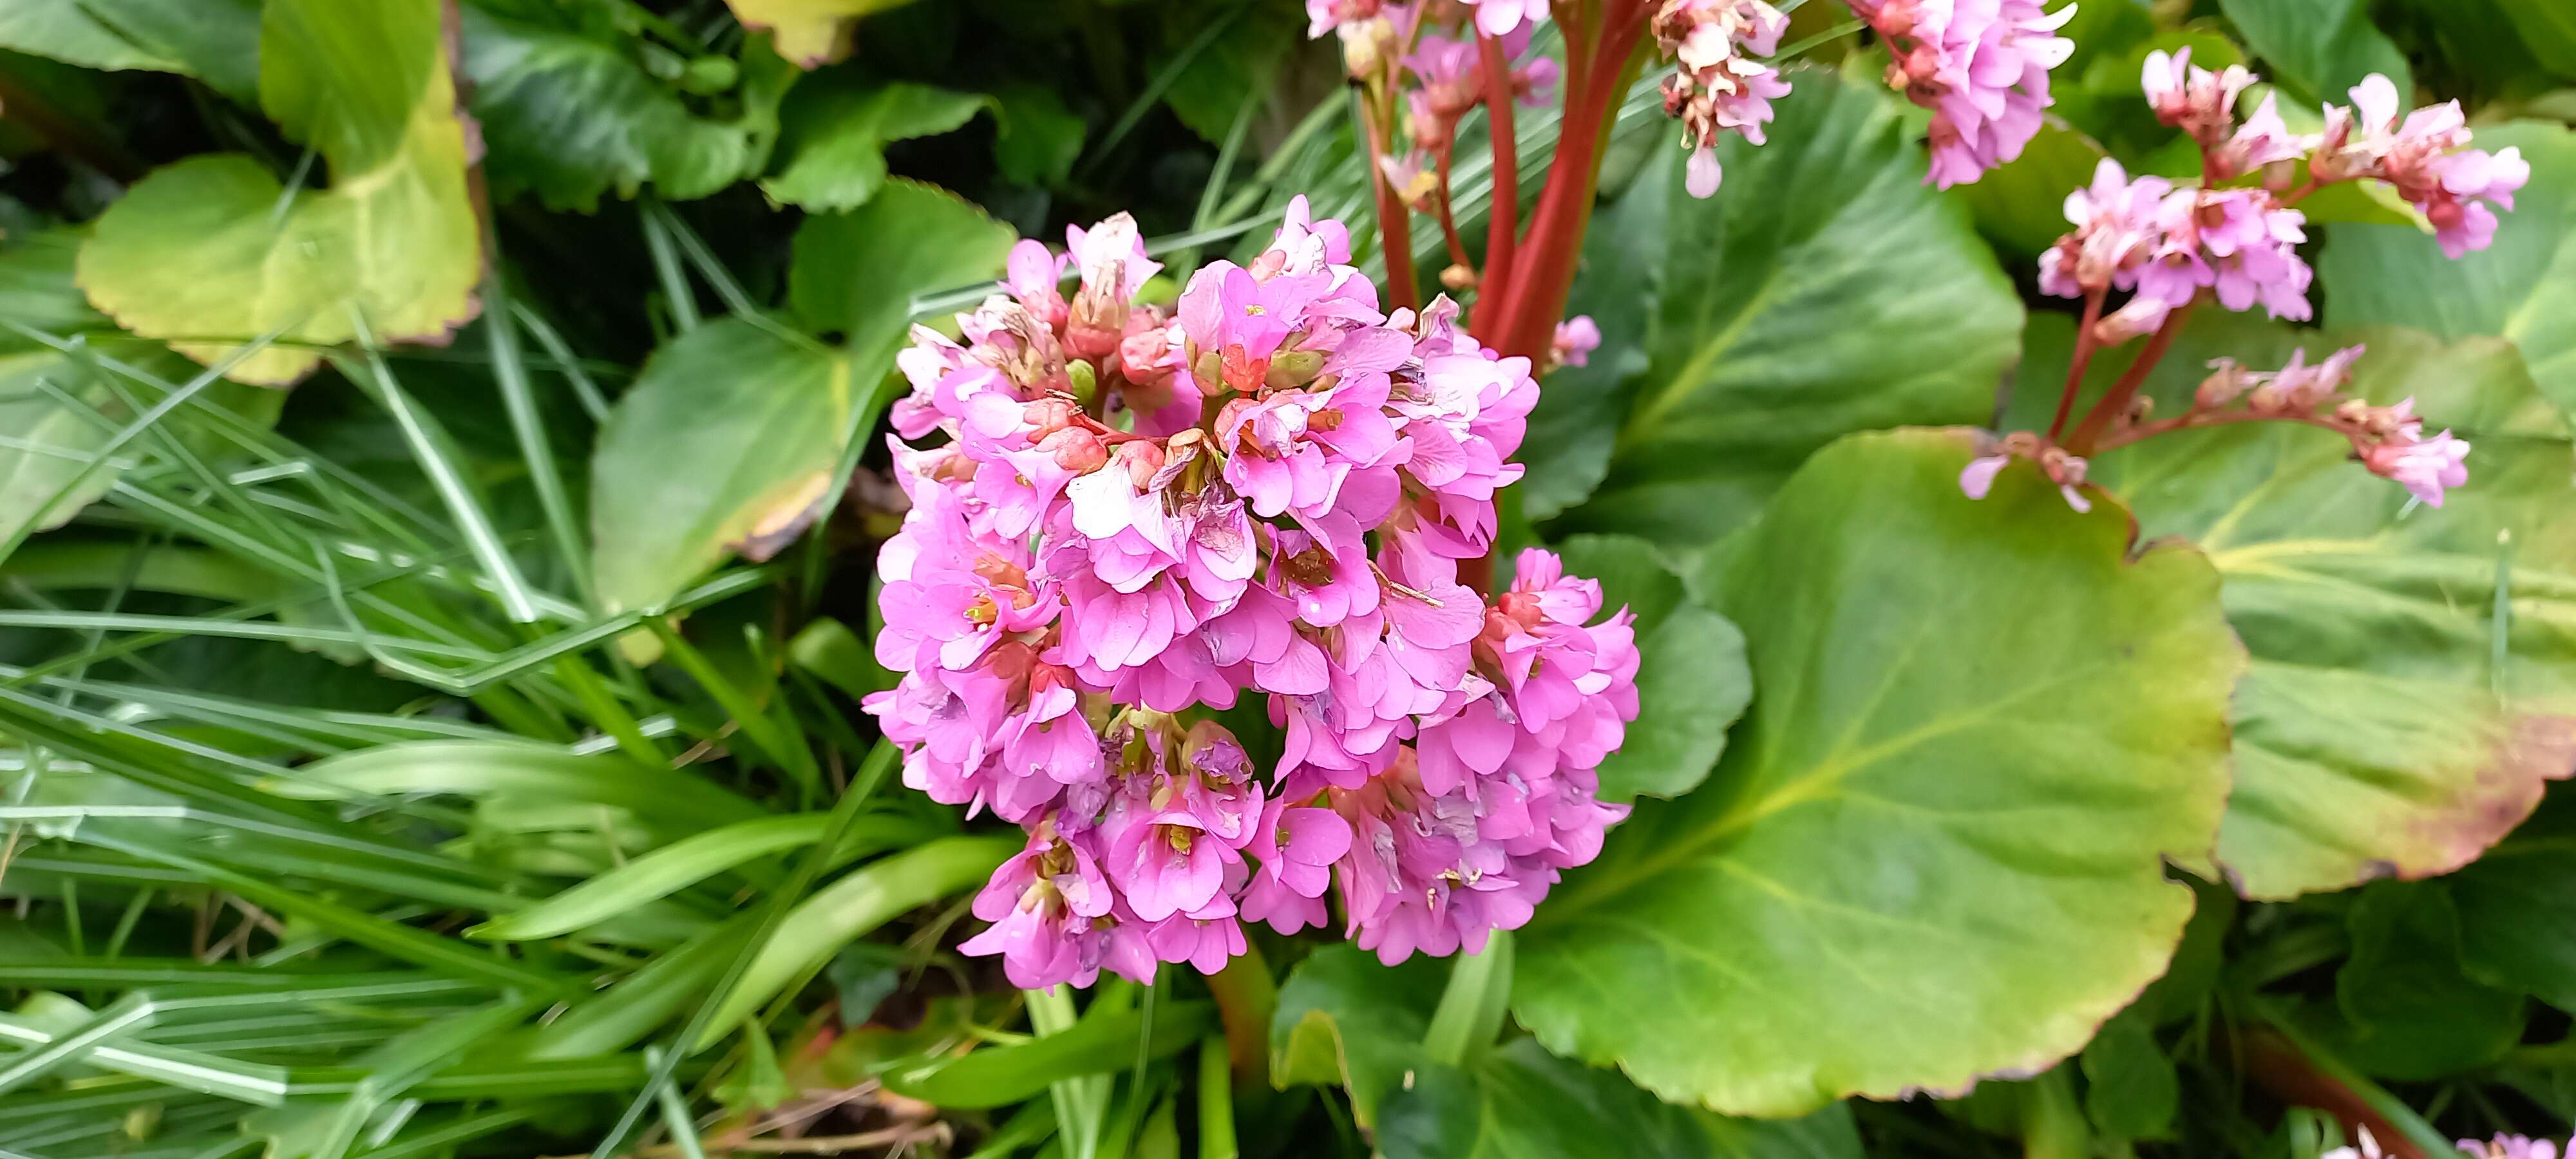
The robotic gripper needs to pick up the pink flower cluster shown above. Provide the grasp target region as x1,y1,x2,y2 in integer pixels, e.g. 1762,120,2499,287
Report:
1848,0,2076,187
2456,1135,2562,1159
2316,74,2530,258
1404,24,1559,153
2195,346,2471,506
2141,48,2305,181
2039,157,2314,339
1651,0,1792,198
868,200,1641,988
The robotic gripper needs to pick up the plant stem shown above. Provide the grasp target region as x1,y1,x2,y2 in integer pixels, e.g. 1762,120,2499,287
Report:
2047,289,2107,442
1477,0,1649,359
1202,940,1274,1092
2066,301,2196,453
1358,91,1422,315
2242,1017,2449,1159
1477,32,1522,310
2089,405,2369,455
1433,146,1478,276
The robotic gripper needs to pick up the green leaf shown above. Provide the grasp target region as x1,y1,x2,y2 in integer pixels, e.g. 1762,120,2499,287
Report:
2448,792,2576,1008
720,0,924,70
1157,1,1295,146
469,813,931,941
458,5,800,210
990,84,1086,188
274,740,768,830
589,318,858,614
788,178,1017,352
2090,326,2576,898
0,0,257,102
1562,73,2023,552
2217,0,2411,108
2302,882,2524,1080
2492,0,2576,77
1698,1105,1864,1158
0,0,179,74
1269,945,1449,1127
76,0,482,384
1551,534,1750,804
2079,1009,2177,1140
763,72,988,211
1376,1040,1725,1159
882,997,1211,1108
2318,123,2576,421
788,616,894,701
701,834,1016,1041
1513,429,2238,1117
1949,117,2107,256
0,233,285,544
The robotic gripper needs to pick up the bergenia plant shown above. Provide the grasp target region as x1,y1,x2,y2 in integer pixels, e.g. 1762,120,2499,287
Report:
874,0,2531,995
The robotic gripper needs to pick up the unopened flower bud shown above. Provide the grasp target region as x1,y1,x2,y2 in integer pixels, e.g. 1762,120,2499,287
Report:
1439,263,1477,291
1339,16,1394,79
1117,440,1166,488
1264,348,1327,390
1039,427,1108,473
1066,359,1099,406
1025,397,1080,434
2196,360,2248,410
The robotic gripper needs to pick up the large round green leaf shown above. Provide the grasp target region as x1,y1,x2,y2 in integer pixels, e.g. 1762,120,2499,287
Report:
1556,72,2023,552
1514,429,2239,1117
2317,122,2576,421
76,0,482,385
2092,326,2576,898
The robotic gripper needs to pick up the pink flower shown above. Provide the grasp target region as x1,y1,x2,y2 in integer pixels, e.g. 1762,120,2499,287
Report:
1065,212,1160,359
1550,316,1601,369
1467,0,1548,36
2458,1136,2561,1159
1304,0,1383,37
2363,420,2470,507
1958,444,2090,513
1239,795,1354,934
2037,159,2172,300
1106,804,1240,924
2317,74,2528,257
1854,0,2076,187
1653,0,1792,198
957,820,1114,989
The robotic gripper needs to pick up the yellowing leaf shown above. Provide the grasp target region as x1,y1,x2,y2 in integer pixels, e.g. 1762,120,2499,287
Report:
720,0,925,70
76,0,482,385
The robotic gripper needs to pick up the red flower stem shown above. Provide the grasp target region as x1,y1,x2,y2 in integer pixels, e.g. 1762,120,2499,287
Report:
2088,403,2369,455
1477,31,1522,308
1433,144,1479,276
1476,0,1649,359
2066,300,2197,453
2047,288,2108,442
1361,91,1423,315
